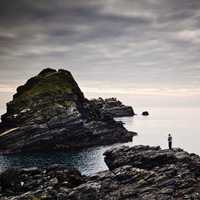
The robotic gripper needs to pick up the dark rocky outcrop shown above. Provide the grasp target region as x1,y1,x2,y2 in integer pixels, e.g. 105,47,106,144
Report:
0,68,136,154
0,164,85,199
90,97,135,117
142,111,149,116
103,145,200,199
1,146,200,199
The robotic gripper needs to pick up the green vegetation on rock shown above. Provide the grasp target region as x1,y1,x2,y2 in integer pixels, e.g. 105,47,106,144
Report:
62,100,73,108
15,69,75,99
1,68,85,125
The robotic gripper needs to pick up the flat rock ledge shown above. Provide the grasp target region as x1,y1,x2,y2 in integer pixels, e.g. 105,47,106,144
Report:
1,145,200,199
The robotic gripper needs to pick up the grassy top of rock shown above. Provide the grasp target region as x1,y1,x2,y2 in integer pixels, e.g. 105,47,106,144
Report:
14,68,82,99
11,68,84,109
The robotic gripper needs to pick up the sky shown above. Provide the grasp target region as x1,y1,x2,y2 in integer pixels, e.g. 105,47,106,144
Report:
1,0,200,111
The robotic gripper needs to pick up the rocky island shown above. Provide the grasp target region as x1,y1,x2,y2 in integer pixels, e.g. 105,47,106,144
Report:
0,145,200,199
0,68,136,154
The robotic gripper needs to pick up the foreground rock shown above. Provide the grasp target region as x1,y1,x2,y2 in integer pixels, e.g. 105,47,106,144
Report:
0,68,136,154
104,145,200,199
90,97,135,117
1,146,200,199
0,164,85,199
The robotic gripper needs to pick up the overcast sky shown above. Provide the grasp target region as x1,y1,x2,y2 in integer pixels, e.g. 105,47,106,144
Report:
1,0,200,103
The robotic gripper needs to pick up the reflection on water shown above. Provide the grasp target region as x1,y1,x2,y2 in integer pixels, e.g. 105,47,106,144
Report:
1,106,200,175
0,143,131,175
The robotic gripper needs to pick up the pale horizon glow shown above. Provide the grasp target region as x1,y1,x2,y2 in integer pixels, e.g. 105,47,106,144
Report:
82,87,200,97
1,83,200,97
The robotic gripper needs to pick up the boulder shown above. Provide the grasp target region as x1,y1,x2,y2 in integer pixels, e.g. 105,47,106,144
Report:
142,111,149,116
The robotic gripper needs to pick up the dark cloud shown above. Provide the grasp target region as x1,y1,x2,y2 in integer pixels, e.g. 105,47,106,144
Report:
0,0,200,96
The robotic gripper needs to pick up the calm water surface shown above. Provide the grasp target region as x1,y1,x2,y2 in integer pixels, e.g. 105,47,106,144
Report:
0,106,200,175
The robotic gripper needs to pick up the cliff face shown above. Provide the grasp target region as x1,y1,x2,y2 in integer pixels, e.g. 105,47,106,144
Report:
0,68,135,153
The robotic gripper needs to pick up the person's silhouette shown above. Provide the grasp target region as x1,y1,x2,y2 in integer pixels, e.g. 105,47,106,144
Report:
168,134,172,149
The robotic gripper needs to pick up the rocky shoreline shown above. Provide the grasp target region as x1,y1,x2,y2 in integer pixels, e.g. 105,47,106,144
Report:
0,68,136,154
0,145,200,199
1,68,198,199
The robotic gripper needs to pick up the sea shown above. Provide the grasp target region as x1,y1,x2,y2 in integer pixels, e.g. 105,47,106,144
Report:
0,93,200,175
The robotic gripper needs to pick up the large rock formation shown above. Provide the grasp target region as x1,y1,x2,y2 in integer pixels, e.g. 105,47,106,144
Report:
103,145,200,199
0,68,136,153
1,146,200,199
90,97,135,117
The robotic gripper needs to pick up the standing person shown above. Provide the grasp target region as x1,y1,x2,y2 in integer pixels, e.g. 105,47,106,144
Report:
168,134,172,149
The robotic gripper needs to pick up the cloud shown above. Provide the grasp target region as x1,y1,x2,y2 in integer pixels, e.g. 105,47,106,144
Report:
0,84,16,93
174,30,200,43
0,0,200,97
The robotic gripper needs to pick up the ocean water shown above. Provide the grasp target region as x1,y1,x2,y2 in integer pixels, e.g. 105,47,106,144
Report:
120,106,200,154
1,95,200,175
